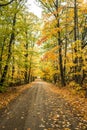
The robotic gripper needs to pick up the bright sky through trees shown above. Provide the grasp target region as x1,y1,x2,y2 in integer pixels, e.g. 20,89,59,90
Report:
27,0,87,17
27,0,42,18
84,0,87,3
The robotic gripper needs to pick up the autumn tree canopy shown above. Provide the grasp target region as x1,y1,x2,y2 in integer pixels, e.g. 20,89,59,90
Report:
37,0,87,87
0,0,87,94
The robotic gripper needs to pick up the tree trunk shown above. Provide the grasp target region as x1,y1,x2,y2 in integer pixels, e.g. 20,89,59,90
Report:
24,31,29,83
56,0,65,86
28,67,31,83
12,56,15,80
73,0,79,83
0,37,6,78
64,8,68,82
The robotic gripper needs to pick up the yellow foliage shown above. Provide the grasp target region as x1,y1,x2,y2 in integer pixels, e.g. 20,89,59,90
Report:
68,81,81,90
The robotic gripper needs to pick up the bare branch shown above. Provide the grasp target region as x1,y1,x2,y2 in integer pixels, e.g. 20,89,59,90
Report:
0,0,15,7
82,42,87,49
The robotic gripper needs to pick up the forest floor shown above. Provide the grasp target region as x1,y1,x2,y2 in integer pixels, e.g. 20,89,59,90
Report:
0,79,87,130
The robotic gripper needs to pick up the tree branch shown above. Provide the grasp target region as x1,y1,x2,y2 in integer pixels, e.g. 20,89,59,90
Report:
82,41,87,49
0,0,15,7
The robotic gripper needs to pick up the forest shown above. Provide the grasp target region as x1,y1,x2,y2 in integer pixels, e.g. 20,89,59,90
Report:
0,0,87,96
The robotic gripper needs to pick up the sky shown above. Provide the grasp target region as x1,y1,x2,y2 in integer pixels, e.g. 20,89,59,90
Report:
27,0,42,18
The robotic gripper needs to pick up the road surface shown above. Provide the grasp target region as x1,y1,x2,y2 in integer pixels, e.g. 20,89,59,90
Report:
0,80,87,130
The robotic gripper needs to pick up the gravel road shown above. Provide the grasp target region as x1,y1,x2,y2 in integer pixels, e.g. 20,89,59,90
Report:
0,80,87,130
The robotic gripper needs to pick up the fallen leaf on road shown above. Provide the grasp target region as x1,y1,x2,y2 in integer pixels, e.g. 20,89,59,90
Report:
21,116,24,119
63,128,71,130
39,124,45,127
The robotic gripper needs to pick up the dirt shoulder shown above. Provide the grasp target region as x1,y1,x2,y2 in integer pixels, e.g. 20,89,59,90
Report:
0,83,32,109
49,84,87,120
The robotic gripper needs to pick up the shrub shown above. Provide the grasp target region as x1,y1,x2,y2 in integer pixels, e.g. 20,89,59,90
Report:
68,81,81,90
0,86,7,93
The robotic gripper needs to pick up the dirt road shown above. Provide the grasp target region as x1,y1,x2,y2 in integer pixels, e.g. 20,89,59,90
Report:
0,80,87,130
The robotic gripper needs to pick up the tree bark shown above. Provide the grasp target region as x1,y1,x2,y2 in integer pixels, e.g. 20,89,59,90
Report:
64,7,68,82
56,0,66,86
24,34,28,83
73,0,79,83
0,37,7,78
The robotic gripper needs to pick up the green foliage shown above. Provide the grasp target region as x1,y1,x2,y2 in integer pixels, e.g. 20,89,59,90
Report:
0,86,7,93
0,0,41,86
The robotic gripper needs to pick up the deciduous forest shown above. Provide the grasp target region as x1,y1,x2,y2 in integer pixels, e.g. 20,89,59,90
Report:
0,1,87,130
0,0,87,96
